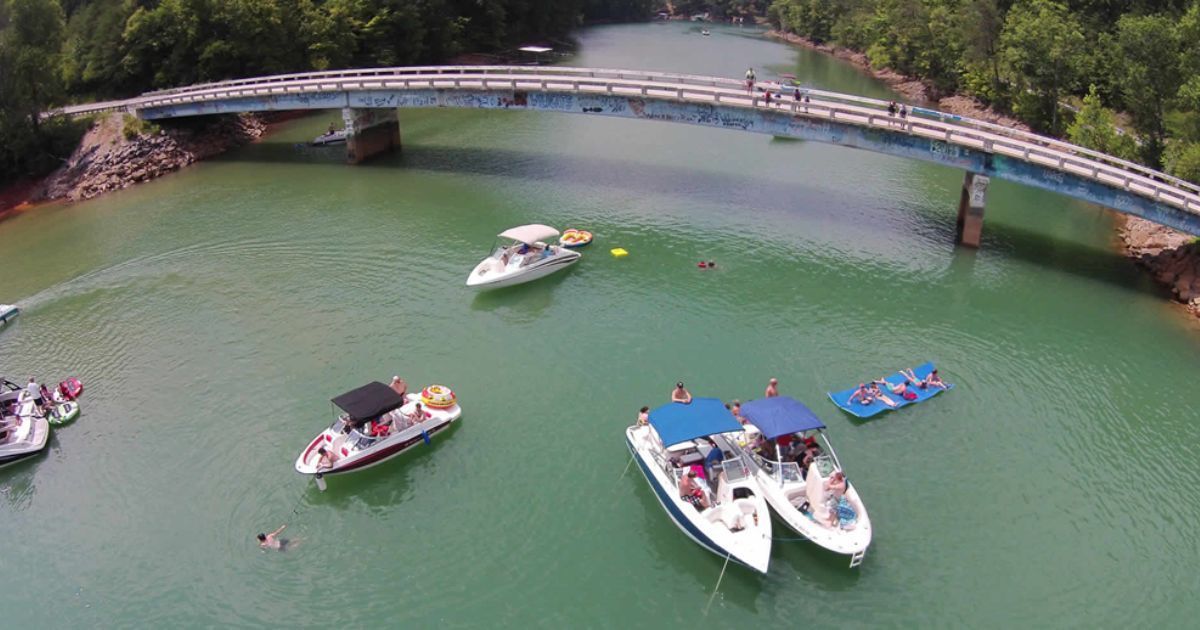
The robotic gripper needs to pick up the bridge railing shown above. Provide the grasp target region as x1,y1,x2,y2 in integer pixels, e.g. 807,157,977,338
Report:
51,66,1200,215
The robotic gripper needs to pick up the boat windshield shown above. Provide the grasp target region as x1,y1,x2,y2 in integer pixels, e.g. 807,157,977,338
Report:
779,461,803,483
722,456,750,483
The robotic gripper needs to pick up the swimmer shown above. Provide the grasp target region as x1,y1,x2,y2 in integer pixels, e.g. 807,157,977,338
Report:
637,406,650,426
257,525,288,551
671,382,692,404
765,377,779,398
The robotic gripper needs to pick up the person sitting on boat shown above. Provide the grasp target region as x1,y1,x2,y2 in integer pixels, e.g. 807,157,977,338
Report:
327,122,337,134
369,415,392,437
636,406,650,426
679,469,710,511
316,446,338,471
389,376,408,398
406,402,431,424
824,470,847,499
847,383,875,406
671,382,692,404
874,378,918,402
796,442,822,476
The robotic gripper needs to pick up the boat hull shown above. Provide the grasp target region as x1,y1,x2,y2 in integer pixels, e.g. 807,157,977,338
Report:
625,426,771,573
466,251,580,290
295,398,461,478
0,415,49,469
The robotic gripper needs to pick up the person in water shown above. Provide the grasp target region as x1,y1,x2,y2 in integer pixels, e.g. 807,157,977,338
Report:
765,378,779,398
729,399,746,423
671,382,692,404
636,406,650,426
257,525,288,550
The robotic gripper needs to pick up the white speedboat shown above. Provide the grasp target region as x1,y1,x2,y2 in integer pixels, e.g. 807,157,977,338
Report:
0,394,49,470
0,303,17,324
295,381,461,481
466,224,581,290
625,398,772,573
311,129,346,145
713,396,871,567
0,376,81,427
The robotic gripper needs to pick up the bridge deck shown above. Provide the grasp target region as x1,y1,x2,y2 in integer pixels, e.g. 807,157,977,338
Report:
50,66,1200,235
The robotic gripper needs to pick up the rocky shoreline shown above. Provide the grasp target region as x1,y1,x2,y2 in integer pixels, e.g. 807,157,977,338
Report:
37,112,265,203
766,28,1200,320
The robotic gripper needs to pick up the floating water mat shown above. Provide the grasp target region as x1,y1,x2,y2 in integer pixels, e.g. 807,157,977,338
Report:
827,361,954,419
611,248,628,258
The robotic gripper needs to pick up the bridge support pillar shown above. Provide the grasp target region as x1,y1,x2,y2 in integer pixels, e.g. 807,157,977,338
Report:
956,171,989,248
343,107,400,164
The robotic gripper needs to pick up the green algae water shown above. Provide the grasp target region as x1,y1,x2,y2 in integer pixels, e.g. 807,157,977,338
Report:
2,22,1199,627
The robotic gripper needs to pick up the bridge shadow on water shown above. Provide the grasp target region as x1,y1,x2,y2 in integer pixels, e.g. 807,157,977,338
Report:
221,141,1165,301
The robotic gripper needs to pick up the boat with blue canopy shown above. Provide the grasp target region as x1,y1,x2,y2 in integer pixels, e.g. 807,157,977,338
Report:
624,397,772,573
712,396,871,567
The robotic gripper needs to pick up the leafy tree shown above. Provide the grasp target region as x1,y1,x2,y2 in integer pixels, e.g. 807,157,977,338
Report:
1066,84,1137,161
1000,0,1087,134
0,0,65,132
1163,141,1200,184
1113,13,1181,166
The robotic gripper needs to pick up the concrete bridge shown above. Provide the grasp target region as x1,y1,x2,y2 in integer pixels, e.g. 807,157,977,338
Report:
53,66,1200,246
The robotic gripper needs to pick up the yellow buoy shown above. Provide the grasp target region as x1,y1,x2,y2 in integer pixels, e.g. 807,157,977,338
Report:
610,248,628,258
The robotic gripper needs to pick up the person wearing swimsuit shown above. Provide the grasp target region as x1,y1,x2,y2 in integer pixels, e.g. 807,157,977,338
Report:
258,525,288,551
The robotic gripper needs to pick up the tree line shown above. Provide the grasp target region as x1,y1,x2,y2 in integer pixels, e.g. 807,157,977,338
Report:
767,0,1200,183
0,0,656,185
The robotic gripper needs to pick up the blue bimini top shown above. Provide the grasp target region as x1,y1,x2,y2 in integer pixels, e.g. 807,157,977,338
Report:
740,396,826,439
648,397,743,447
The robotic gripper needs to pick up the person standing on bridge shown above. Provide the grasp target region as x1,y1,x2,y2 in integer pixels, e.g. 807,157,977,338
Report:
745,68,756,93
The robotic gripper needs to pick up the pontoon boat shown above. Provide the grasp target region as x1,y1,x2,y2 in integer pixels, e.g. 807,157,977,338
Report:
295,381,461,480
466,224,581,290
625,398,772,573
713,396,871,567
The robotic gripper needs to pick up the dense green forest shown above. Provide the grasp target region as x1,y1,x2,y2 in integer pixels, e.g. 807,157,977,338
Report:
0,0,656,185
767,0,1200,182
3,0,1200,190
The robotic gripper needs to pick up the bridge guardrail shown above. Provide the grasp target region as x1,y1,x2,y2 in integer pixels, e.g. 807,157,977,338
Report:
49,66,1200,216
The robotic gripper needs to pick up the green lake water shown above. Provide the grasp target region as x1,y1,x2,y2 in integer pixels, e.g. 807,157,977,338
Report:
1,22,1198,627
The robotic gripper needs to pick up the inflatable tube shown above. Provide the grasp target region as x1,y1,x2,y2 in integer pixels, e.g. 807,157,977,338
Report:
58,377,83,401
559,229,593,248
47,401,79,426
420,385,457,409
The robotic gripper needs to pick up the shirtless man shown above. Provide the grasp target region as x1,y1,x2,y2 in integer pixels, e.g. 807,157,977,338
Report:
671,382,692,404
257,525,288,550
765,378,779,398
636,406,650,425
389,376,408,397
847,383,875,406
679,470,709,510
315,447,337,471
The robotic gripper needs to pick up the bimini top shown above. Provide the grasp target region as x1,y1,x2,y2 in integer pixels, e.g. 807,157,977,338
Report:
331,381,406,421
498,224,559,245
649,397,743,447
741,396,826,439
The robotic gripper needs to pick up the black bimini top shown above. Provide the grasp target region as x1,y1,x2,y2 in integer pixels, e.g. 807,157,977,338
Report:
331,381,406,421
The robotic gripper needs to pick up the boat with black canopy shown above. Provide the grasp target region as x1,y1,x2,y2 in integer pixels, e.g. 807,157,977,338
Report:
712,396,871,567
295,380,462,483
625,397,772,573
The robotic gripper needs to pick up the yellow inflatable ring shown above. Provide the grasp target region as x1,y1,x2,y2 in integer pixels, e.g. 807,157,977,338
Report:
559,229,593,248
421,384,457,409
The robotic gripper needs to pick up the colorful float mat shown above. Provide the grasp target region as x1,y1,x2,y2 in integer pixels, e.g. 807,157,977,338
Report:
827,361,953,419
